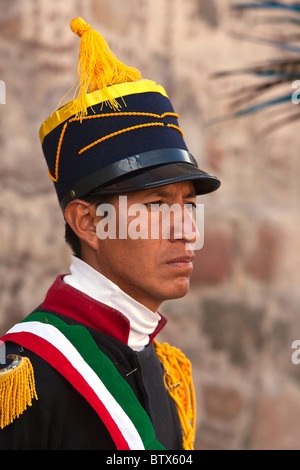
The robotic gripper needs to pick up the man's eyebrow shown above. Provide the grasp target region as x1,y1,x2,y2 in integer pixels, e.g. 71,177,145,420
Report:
145,189,170,198
184,191,197,198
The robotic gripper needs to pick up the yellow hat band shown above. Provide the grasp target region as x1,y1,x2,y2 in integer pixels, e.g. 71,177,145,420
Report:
39,79,168,144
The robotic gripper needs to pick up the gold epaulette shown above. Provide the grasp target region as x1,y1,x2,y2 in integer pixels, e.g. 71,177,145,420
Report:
0,354,38,429
154,341,196,450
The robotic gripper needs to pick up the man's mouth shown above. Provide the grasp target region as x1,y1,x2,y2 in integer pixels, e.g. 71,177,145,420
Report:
166,255,195,270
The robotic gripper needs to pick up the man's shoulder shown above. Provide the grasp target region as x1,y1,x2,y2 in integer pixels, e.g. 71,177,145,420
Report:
0,336,116,449
0,339,70,405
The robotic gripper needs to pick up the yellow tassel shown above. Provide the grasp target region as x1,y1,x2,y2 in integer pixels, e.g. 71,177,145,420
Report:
154,341,196,450
0,355,38,429
63,17,143,119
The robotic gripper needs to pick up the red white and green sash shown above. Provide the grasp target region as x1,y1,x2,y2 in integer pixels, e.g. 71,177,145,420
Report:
1,311,165,451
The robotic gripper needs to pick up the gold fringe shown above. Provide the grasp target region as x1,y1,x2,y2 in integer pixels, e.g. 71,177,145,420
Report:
59,17,143,120
154,342,196,450
0,355,38,429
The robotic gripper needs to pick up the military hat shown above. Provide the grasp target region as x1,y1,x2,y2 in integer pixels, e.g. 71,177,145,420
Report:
39,18,220,213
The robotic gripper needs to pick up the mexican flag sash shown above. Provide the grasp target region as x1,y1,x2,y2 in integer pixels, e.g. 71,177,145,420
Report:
1,311,165,450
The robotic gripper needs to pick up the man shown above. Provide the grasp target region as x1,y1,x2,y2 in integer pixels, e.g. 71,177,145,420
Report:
0,18,220,450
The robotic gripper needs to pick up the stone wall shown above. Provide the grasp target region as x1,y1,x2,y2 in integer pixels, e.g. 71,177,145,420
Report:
1,0,300,450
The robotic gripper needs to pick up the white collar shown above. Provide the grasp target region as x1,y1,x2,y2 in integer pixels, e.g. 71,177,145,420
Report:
63,255,161,351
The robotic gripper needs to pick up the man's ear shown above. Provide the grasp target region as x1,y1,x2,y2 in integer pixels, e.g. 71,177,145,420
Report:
64,200,98,251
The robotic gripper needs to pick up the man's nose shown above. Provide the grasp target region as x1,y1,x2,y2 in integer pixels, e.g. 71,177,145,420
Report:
171,204,199,244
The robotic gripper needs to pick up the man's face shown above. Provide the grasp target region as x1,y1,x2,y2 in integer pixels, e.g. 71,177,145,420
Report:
93,181,198,311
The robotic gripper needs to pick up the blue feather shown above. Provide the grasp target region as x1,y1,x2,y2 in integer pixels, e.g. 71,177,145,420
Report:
210,2,300,129
255,16,300,25
232,31,300,54
232,93,293,117
214,64,300,79
207,94,293,127
232,2,300,13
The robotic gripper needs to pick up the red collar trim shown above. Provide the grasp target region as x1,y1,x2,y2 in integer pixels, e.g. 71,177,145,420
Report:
41,275,167,345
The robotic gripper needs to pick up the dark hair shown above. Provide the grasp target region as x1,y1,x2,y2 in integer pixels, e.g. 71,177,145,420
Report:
65,222,82,258
65,193,113,258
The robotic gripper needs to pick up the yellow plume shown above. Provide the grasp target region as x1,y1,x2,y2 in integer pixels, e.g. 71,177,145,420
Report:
66,17,142,119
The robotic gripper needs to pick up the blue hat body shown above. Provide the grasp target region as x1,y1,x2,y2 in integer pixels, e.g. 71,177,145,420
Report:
40,80,220,211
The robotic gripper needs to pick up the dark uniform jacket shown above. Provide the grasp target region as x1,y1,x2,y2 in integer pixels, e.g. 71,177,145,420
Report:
0,276,182,450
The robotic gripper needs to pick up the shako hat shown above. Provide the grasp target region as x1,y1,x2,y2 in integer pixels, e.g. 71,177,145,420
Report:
39,18,220,213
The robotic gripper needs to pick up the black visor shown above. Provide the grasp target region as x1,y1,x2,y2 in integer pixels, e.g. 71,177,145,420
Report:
92,162,221,196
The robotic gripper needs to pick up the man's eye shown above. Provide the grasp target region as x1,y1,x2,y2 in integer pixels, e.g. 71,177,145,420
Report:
184,201,196,207
184,202,196,215
145,201,163,209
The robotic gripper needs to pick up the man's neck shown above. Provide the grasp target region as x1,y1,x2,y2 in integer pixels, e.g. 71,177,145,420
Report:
63,255,161,351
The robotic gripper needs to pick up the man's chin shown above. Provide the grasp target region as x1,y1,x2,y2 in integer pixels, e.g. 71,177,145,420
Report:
163,278,191,301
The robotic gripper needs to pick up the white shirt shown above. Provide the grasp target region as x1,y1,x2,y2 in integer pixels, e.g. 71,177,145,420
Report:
63,255,161,351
